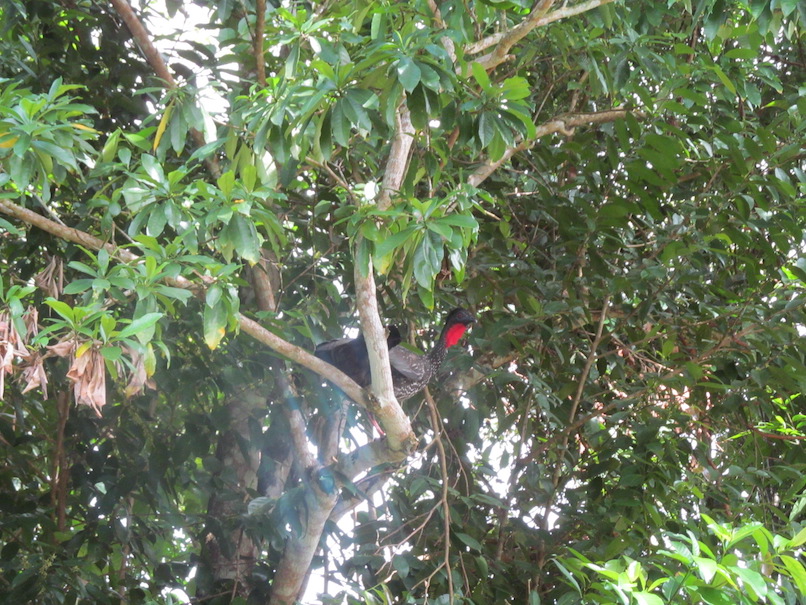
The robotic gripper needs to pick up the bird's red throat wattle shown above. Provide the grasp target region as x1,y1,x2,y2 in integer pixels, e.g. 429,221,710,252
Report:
446,323,468,347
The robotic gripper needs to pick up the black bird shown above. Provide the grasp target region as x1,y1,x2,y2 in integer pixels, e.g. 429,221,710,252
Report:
314,308,475,400
314,325,402,388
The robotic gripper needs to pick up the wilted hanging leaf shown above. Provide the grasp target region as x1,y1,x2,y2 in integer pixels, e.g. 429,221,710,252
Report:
23,306,40,340
66,344,107,416
20,350,48,399
123,346,156,398
33,254,64,299
47,339,76,359
0,311,29,400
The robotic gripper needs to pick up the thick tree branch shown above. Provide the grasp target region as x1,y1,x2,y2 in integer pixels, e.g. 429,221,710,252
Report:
471,0,556,72
352,102,418,453
354,267,416,453
335,436,407,482
466,0,619,60
108,0,220,178
254,0,267,87
377,107,415,211
328,470,394,521
269,487,339,605
468,109,637,187
0,199,372,408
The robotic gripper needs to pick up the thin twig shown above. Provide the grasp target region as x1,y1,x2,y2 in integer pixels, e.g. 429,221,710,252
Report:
425,387,454,604
542,294,611,530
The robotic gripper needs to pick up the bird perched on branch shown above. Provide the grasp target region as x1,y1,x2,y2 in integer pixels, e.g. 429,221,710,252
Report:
314,325,401,388
314,308,475,400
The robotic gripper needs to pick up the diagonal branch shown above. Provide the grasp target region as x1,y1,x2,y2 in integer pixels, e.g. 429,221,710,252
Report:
468,109,638,187
377,106,415,211
471,0,556,72
0,198,370,408
466,0,619,62
254,0,267,87
108,0,220,178
353,103,417,453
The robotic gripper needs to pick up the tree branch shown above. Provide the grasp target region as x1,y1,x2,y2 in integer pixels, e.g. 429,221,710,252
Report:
470,0,556,72
466,0,619,60
0,199,372,409
108,0,220,178
269,486,338,605
377,106,415,211
468,109,637,187
254,0,267,87
352,102,418,453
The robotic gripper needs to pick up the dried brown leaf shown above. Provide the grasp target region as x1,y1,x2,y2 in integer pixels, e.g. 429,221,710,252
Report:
0,312,30,400
33,254,64,299
66,345,106,416
47,339,76,358
20,351,49,399
123,346,157,398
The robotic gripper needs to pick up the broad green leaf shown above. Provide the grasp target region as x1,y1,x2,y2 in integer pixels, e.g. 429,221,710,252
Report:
203,299,227,350
438,214,478,229
331,99,351,147
217,170,236,199
100,346,123,361
226,214,261,265
780,555,806,596
455,532,483,552
729,566,767,598
471,61,491,92
44,299,75,323
116,312,163,343
632,593,664,605
396,56,421,92
478,112,495,147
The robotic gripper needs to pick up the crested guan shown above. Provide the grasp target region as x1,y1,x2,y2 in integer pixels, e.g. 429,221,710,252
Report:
314,325,401,388
314,308,475,400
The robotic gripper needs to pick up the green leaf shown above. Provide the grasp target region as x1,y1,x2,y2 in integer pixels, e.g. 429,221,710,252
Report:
217,170,236,198
206,284,223,309
331,99,351,147
355,237,371,278
787,527,806,549
63,279,95,295
116,312,163,343
729,566,767,598
478,112,495,147
226,214,261,265
396,56,421,93
632,593,664,605
203,299,227,350
100,346,123,362
471,61,491,92
455,532,483,552
712,65,736,95
438,214,478,229
412,231,442,289
374,227,416,260
780,555,806,596
44,299,75,323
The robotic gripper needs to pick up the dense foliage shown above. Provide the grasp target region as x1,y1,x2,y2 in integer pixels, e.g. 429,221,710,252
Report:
1,0,805,604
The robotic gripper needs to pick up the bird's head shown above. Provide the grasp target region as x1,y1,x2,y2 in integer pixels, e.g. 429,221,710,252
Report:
443,307,475,347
